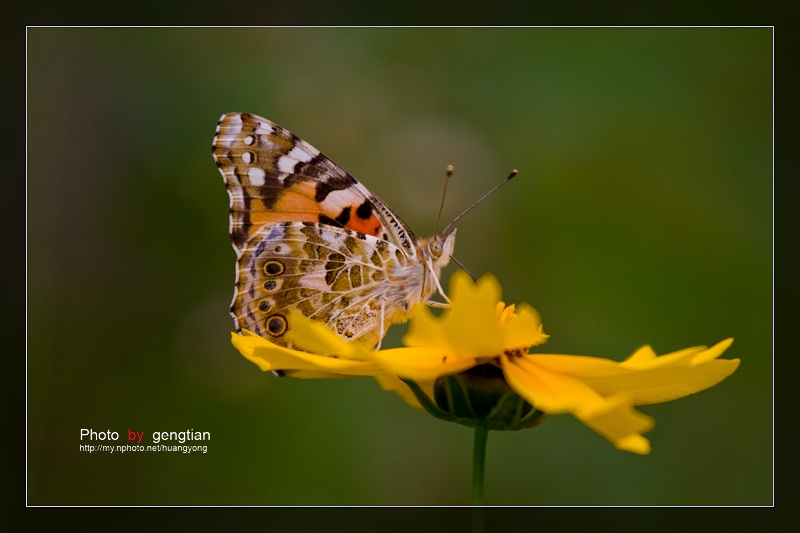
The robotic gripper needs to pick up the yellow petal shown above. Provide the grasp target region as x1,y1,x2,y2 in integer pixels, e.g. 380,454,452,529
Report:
504,303,550,349
366,345,477,382
501,354,609,414
401,306,452,352
403,271,547,356
231,331,381,377
527,338,739,405
501,355,655,454
576,394,654,455
404,271,503,354
283,370,360,379
286,312,369,360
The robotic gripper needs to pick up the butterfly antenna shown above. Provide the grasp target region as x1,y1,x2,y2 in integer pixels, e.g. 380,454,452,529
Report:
441,169,518,234
434,165,455,234
451,256,476,281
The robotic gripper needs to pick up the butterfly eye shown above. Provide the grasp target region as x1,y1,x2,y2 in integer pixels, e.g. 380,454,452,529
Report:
429,240,443,258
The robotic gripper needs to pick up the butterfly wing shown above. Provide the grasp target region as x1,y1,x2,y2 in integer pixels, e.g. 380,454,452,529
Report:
212,112,430,347
232,221,412,349
212,112,418,258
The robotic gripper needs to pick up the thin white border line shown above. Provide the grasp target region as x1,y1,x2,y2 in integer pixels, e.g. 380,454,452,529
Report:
25,25,30,508
24,25,776,509
25,505,775,508
770,25,775,508
24,25,776,28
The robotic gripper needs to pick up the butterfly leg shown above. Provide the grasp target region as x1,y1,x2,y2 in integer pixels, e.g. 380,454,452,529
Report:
424,300,450,308
426,258,453,305
375,299,386,351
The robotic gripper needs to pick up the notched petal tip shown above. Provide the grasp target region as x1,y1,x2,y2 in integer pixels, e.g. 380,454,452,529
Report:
692,337,735,364
615,434,652,455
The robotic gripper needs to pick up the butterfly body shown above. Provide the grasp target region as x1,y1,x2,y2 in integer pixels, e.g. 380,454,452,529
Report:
213,112,455,350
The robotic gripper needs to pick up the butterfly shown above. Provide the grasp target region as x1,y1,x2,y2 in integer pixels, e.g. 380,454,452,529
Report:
212,112,456,351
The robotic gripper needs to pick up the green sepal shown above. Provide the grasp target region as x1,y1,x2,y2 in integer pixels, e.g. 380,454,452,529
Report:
486,390,548,431
403,379,478,428
437,374,477,420
403,363,547,432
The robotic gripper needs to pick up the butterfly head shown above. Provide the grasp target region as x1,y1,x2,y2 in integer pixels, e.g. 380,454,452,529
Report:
421,228,457,274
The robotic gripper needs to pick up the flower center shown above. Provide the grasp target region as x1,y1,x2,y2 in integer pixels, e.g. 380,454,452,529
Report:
503,347,529,359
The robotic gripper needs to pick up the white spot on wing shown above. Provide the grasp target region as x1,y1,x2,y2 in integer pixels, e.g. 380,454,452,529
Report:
242,152,253,164
277,155,296,173
244,135,254,145
216,134,237,148
323,189,357,212
277,145,317,173
255,122,274,135
288,145,316,161
227,114,243,134
248,167,266,186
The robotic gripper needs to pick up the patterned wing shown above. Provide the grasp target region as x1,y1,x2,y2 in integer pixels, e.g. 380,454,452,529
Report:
212,112,419,258
231,221,413,349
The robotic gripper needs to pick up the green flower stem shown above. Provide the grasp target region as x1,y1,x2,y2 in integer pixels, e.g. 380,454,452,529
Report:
471,420,489,505
471,420,488,532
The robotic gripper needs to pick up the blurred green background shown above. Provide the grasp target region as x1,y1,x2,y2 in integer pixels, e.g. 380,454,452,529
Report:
27,27,771,506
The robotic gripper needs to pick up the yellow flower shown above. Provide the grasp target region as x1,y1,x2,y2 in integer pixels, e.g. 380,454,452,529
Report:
230,270,739,455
